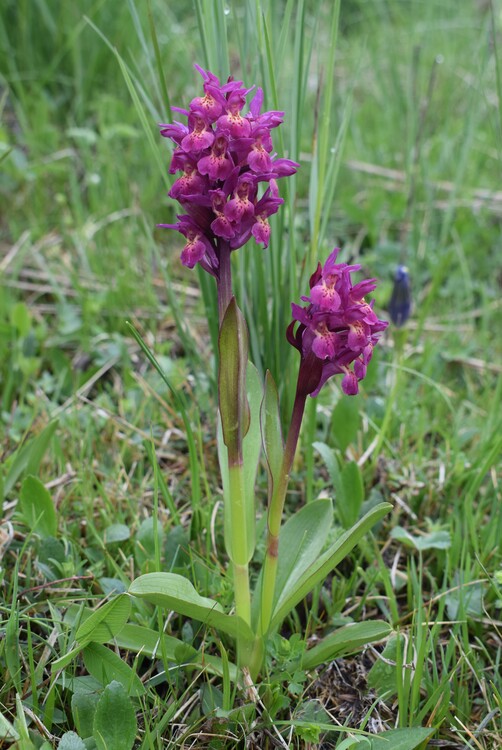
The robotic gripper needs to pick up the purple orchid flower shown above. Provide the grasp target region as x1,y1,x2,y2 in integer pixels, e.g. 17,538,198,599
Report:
288,248,388,396
158,65,298,272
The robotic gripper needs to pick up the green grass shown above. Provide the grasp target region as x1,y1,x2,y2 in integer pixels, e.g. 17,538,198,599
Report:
1,0,501,747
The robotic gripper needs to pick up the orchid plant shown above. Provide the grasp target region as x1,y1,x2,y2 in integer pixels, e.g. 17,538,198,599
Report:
129,66,392,680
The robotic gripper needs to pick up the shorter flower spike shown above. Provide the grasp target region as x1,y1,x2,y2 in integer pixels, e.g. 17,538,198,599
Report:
289,248,388,397
389,265,412,327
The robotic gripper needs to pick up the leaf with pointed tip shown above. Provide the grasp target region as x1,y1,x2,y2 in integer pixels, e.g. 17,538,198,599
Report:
61,606,238,681
271,503,392,630
301,621,391,670
129,572,254,642
3,420,58,497
252,499,333,627
218,298,250,457
75,594,131,645
19,475,57,538
219,361,261,564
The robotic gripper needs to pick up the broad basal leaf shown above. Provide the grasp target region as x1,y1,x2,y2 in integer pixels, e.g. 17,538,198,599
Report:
271,503,391,629
129,572,254,642
251,499,333,629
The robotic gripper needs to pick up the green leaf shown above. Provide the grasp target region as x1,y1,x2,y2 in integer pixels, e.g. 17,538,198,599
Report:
104,524,130,545
59,732,87,750
61,610,233,684
260,370,284,496
367,635,405,697
75,594,131,645
134,516,165,570
251,499,333,628
341,461,364,526
71,692,100,740
390,527,451,551
200,684,224,715
330,395,360,453
369,727,435,750
93,681,137,750
0,709,19,741
271,503,392,630
314,442,364,528
115,623,238,681
445,580,484,619
275,498,333,607
3,420,58,497
218,297,250,455
11,302,31,337
82,643,145,696
242,362,262,558
301,621,391,670
18,475,57,538
129,572,254,642
219,361,262,563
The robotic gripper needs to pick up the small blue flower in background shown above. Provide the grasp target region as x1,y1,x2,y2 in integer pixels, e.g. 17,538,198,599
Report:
389,265,412,327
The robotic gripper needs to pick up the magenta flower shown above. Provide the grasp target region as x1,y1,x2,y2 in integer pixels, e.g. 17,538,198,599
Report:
158,64,298,275
288,249,388,396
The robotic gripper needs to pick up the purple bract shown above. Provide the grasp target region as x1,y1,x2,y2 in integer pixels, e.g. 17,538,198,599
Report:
288,249,388,396
158,65,299,274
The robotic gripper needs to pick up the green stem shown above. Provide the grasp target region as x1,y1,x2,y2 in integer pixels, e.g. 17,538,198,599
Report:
228,464,251,624
260,388,307,635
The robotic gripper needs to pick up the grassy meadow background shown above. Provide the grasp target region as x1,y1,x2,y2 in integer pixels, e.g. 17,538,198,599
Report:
1,0,501,747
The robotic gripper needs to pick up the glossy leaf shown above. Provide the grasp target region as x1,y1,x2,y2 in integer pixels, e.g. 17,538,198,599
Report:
19,475,57,538
271,503,392,629
75,594,131,645
301,621,391,670
129,572,254,642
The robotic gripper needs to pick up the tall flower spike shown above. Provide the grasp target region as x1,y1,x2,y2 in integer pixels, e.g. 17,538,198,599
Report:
288,249,388,396
158,65,299,272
